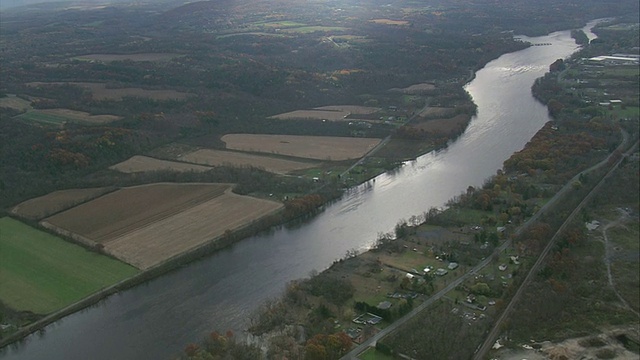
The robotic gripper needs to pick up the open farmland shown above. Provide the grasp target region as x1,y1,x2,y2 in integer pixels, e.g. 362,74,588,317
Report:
0,94,32,111
411,114,471,134
104,190,283,269
110,155,213,173
73,53,182,62
11,187,112,220
280,26,348,34
369,19,410,26
418,106,456,118
269,109,351,121
44,183,229,243
313,105,380,114
222,134,381,161
27,82,191,101
178,149,317,174
17,108,122,125
391,83,436,94
269,105,379,121
0,217,138,315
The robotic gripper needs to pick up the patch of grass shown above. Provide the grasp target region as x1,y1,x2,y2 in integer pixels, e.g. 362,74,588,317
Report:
15,110,68,126
608,106,639,119
0,94,32,112
358,347,394,360
601,66,640,77
260,21,307,28
0,217,139,314
281,26,348,34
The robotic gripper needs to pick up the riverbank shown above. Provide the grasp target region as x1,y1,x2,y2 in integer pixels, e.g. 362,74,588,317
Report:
0,20,613,360
231,21,640,359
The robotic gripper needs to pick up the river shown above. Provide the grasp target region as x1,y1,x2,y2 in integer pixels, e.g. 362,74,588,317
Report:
0,20,603,360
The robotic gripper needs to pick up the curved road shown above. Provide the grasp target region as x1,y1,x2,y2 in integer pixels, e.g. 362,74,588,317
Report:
472,135,637,360
343,130,633,360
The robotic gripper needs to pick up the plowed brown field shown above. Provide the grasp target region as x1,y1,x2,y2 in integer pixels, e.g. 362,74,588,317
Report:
411,114,471,134
105,191,283,269
110,155,213,173
44,183,229,242
221,134,381,161
12,187,112,220
179,149,316,174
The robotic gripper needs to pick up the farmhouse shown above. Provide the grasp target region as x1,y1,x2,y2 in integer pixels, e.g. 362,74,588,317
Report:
377,301,392,310
435,268,448,276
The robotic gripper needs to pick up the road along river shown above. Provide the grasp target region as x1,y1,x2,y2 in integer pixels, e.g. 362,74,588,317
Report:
0,20,602,360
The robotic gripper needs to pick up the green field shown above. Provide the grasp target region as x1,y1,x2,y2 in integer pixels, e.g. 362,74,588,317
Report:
0,94,32,112
15,110,70,126
281,26,348,34
0,217,138,314
609,106,640,118
358,347,394,360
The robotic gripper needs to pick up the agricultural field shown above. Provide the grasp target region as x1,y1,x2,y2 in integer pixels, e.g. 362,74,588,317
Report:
40,183,283,269
391,83,436,94
44,183,229,243
178,149,317,174
280,26,348,34
11,187,112,220
269,105,380,121
110,155,213,173
0,217,138,315
0,94,32,111
104,190,283,269
418,106,456,118
369,19,410,26
411,114,471,134
313,105,380,114
27,82,191,101
269,109,352,121
221,134,381,161
73,53,182,62
17,108,122,125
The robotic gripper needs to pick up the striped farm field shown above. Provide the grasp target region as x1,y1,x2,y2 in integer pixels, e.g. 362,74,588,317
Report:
0,217,138,314
222,134,381,161
104,190,283,269
178,149,317,174
16,109,122,125
27,82,191,101
11,187,112,220
40,183,283,269
268,105,379,121
44,183,229,243
110,155,213,173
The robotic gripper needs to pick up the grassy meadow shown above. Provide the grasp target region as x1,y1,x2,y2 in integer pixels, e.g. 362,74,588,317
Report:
0,217,138,314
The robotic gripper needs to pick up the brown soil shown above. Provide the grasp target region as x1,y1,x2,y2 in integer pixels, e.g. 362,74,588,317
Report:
11,187,112,220
103,189,283,269
221,134,381,161
178,149,317,174
411,114,471,134
44,183,229,243
110,155,213,173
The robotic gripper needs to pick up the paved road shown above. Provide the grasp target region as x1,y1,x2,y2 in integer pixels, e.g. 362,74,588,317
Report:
472,136,638,360
343,131,634,360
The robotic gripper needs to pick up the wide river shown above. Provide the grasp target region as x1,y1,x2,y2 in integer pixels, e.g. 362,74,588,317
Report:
1,20,602,360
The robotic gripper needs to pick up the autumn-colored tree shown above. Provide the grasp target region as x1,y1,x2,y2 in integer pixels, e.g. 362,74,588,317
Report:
304,332,352,360
184,343,200,357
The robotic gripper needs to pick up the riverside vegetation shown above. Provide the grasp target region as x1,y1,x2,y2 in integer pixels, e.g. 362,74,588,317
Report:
0,0,639,356
174,16,639,360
